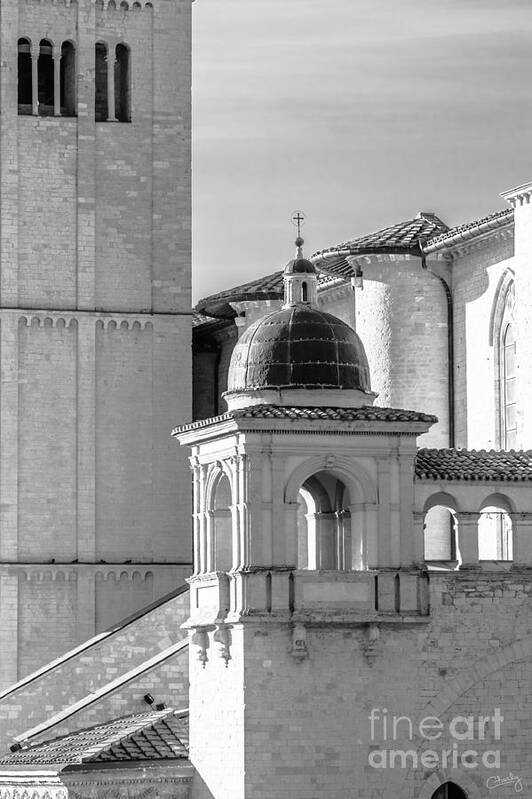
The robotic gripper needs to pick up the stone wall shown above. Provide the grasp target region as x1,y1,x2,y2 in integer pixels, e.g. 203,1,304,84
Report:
0,586,189,750
189,571,532,799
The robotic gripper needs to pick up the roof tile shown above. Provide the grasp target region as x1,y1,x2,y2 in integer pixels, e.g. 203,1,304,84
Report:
0,710,189,767
415,448,532,481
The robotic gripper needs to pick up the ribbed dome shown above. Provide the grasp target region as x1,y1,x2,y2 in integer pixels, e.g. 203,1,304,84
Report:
227,305,372,393
284,257,316,275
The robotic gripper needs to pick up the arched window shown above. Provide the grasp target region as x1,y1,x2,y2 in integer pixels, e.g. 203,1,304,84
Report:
95,42,108,121
297,471,351,570
115,43,130,122
492,275,516,448
424,505,458,564
60,41,76,116
38,39,54,115
212,473,232,572
17,38,32,113
502,322,516,449
478,503,513,561
301,281,308,302
431,782,467,799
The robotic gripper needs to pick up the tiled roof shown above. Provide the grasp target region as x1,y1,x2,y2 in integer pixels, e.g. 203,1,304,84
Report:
415,448,532,481
195,213,447,316
423,208,513,253
311,212,448,277
173,405,438,434
0,710,189,767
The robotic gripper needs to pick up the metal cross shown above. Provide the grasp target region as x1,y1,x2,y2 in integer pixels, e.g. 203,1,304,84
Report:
291,211,306,238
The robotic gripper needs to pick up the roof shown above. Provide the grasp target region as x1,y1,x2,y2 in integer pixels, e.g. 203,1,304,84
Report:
173,405,438,435
312,212,448,277
227,306,371,394
195,213,447,317
0,710,189,768
423,208,513,254
415,448,532,481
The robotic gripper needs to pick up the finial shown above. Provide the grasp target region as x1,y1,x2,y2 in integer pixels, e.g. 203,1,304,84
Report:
291,211,306,258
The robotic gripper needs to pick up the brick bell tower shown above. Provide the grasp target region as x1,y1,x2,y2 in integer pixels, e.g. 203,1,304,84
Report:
0,0,192,687
174,236,436,799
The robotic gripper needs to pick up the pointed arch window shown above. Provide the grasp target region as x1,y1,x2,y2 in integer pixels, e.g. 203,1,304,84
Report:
491,275,516,448
431,782,467,799
502,322,517,448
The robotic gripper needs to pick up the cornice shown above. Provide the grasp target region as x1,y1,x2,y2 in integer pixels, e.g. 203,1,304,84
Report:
500,180,532,207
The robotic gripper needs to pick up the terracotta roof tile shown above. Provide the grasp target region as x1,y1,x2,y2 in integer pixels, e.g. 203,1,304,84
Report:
173,405,438,435
415,448,532,481
0,710,189,767
195,214,447,316
422,208,513,252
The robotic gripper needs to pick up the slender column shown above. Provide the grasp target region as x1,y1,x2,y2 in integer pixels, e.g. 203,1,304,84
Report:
53,46,61,116
0,316,19,561
456,512,479,568
350,503,365,570
106,49,117,122
31,44,38,116
76,318,96,561
76,570,95,643
413,511,426,565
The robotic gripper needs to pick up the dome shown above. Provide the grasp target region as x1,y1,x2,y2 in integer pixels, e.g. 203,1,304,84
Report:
284,257,316,275
227,305,372,394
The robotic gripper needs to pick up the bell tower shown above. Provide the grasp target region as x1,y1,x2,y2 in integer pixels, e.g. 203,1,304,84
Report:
0,0,193,686
174,236,436,799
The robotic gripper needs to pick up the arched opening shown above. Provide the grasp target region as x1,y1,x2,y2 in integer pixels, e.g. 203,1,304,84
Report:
502,322,516,449
478,506,513,561
431,782,467,799
424,505,458,565
297,471,351,570
301,281,308,302
38,39,54,115
212,473,232,572
60,41,76,116
18,38,32,113
95,42,108,121
115,43,131,122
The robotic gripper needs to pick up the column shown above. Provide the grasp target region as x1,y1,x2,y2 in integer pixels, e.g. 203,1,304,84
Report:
350,503,366,570
106,48,117,122
0,316,19,562
456,512,479,568
76,318,96,561
31,43,38,116
53,45,61,116
509,512,532,565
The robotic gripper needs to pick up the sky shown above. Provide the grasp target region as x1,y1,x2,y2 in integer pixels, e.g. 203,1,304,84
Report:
192,0,532,301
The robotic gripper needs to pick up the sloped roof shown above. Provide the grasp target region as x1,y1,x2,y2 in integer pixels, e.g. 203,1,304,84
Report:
423,208,513,253
415,448,532,481
0,710,189,768
173,405,438,435
312,212,448,277
195,213,447,317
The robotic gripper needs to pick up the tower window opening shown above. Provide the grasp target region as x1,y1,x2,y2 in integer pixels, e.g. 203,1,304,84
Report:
301,281,308,302
115,44,131,122
38,40,54,116
17,38,32,113
95,42,108,121
60,42,76,116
